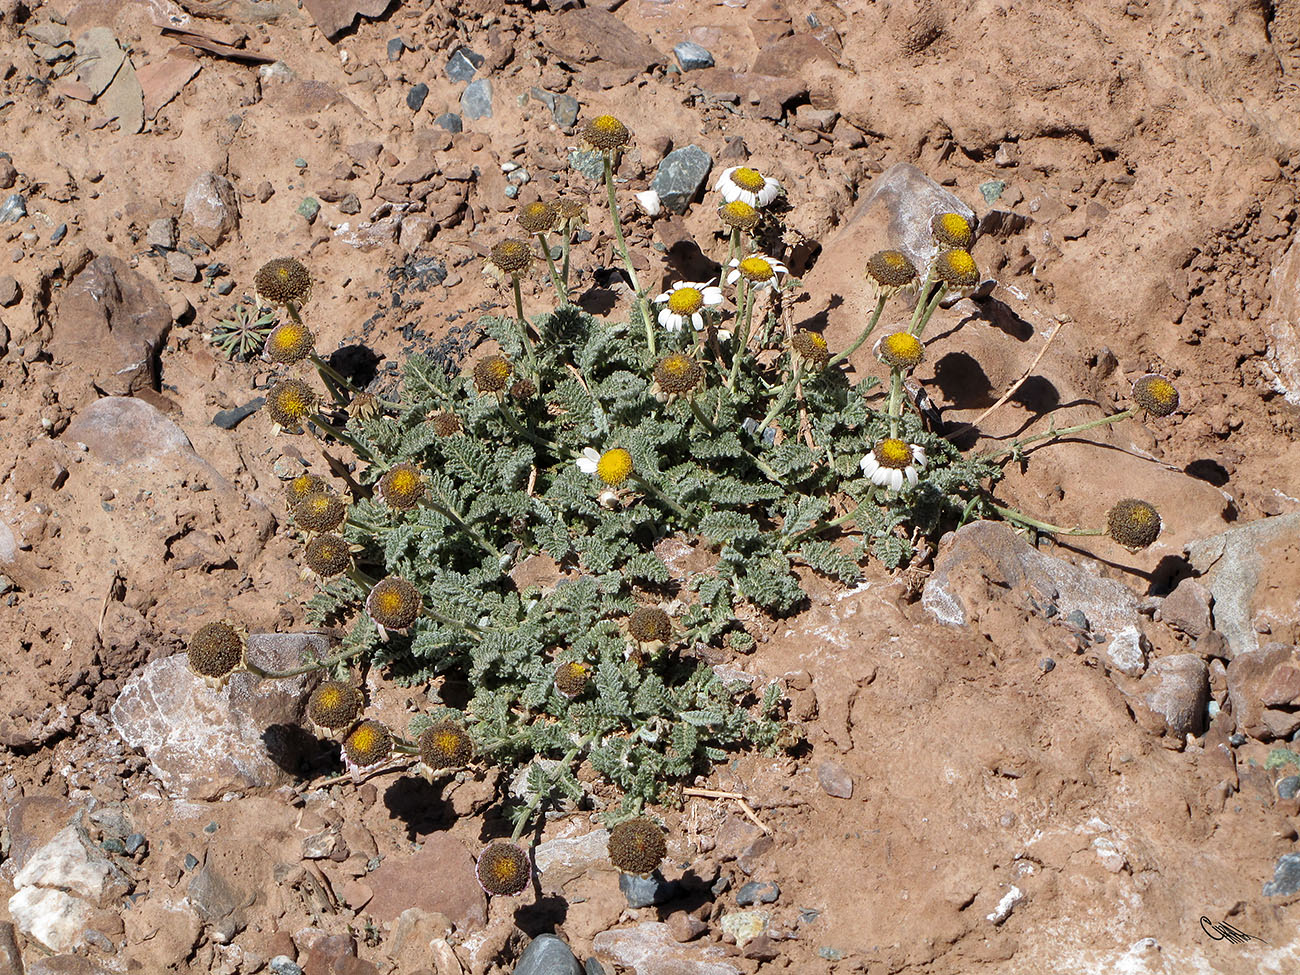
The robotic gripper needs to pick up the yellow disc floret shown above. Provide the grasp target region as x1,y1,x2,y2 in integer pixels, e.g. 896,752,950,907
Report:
489,238,534,277
304,533,351,578
294,492,346,533
730,167,768,193
628,606,672,645
667,287,704,316
931,212,974,249
608,818,667,875
255,258,313,307
791,329,830,368
518,200,559,234
343,719,392,769
738,257,775,282
287,473,328,505
418,721,473,771
476,841,532,896
654,353,703,396
473,355,513,393
265,321,315,365
266,379,317,429
874,438,915,469
366,577,422,630
934,248,980,288
306,681,363,731
582,114,631,153
378,463,425,511
866,250,919,292
595,448,634,486
718,200,760,230
554,661,590,699
878,332,925,369
1107,499,1162,551
1131,374,1180,418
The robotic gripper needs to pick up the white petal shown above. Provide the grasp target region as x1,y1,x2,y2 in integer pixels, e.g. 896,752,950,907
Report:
690,313,706,331
770,260,789,274
654,291,671,304
885,469,903,491
904,466,919,487
577,458,597,474
634,190,661,216
715,167,738,191
660,312,683,333
912,446,927,468
720,184,742,204
726,269,741,286
716,329,733,342
701,287,724,305
757,181,781,206
861,453,878,474
869,468,889,487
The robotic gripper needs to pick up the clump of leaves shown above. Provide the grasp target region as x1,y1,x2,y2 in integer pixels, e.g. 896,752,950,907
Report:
206,302,277,361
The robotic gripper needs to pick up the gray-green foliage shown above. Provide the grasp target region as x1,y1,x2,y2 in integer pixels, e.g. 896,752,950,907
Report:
304,304,1000,814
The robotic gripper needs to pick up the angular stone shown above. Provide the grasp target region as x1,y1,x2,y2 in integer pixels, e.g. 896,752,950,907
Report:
75,28,125,98
301,0,393,41
166,250,198,282
551,94,579,128
542,8,662,71
183,171,239,247
1227,644,1300,741
0,274,19,306
816,759,853,798
751,33,836,78
363,834,487,931
650,145,712,214
515,934,582,975
445,46,483,83
434,112,463,133
1107,626,1148,678
461,78,492,120
406,83,428,112
137,56,200,120
7,887,93,953
843,163,976,276
533,828,611,888
109,636,323,799
619,871,676,908
1139,654,1209,738
100,52,144,135
1158,578,1213,639
592,923,741,975
674,41,714,71
50,257,172,396
188,861,252,937
14,825,129,906
63,397,194,467
147,217,177,250
1264,852,1300,897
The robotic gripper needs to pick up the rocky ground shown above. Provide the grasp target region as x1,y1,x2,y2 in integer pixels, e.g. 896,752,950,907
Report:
2,0,1300,973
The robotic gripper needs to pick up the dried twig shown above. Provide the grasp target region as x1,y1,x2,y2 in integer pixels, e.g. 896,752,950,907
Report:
683,786,772,834
947,320,1064,440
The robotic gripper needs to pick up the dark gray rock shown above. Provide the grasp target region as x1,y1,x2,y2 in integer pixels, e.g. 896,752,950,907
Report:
650,145,713,214
619,870,676,908
1278,776,1300,800
386,37,405,61
124,833,147,854
514,933,582,975
551,94,580,128
0,274,18,307
461,78,493,120
0,194,26,223
446,46,484,83
50,223,67,244
568,149,605,181
673,41,714,71
212,398,266,430
1263,852,1300,897
1066,609,1090,630
736,881,779,906
296,197,320,222
406,83,429,112
434,112,463,133
584,961,608,975
339,193,361,214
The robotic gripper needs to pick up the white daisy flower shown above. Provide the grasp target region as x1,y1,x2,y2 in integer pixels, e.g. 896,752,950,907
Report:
714,166,782,208
576,447,634,486
654,281,724,333
860,439,927,492
725,254,789,290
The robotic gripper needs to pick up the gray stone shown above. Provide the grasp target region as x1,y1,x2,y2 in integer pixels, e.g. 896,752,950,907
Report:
187,861,251,938
386,38,405,61
533,829,611,888
1278,775,1300,799
980,180,1006,203
50,223,67,244
166,250,198,282
0,157,15,189
182,171,239,247
569,149,605,181
297,197,320,222
446,46,484,83
1263,852,1300,897
736,881,779,906
585,961,608,975
406,82,429,112
0,274,18,307
75,28,125,97
592,923,741,975
1139,654,1209,738
434,112,463,133
673,41,715,71
461,78,493,120
0,194,26,222
64,397,194,467
1065,609,1090,630
109,635,324,799
619,870,676,908
1186,513,1300,657
515,933,582,975
1107,626,1149,677
551,94,579,128
0,921,20,975
125,833,147,854
650,145,713,214
1159,578,1213,638
816,760,853,798
338,193,361,214
212,398,266,430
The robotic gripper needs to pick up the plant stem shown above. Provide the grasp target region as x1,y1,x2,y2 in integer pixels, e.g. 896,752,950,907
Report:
758,360,804,432
561,219,574,293
509,738,591,843
309,414,375,462
888,367,904,440
603,154,655,355
784,497,872,549
910,280,948,338
423,481,505,562
726,278,754,391
309,353,402,410
827,294,887,368
688,398,720,435
246,643,369,680
986,408,1137,463
512,277,539,373
729,226,740,263
991,503,1104,538
632,474,691,521
907,267,935,334
536,232,567,304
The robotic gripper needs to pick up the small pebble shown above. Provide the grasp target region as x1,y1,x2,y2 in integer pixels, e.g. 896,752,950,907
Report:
619,871,675,908
256,181,275,203
1066,609,1090,630
50,223,67,244
434,112,463,133
673,41,715,71
204,821,219,834
166,250,198,282
386,37,405,61
268,957,303,975
1039,658,1056,673
445,45,484,82
339,194,361,214
297,197,320,222
101,837,126,854
551,94,579,128
1279,775,1300,800
0,274,19,306
736,881,780,906
124,833,147,854
0,193,25,222
504,184,519,199
461,78,493,120
212,398,266,430
215,279,234,295
184,853,199,871
1229,733,1247,747
407,83,429,112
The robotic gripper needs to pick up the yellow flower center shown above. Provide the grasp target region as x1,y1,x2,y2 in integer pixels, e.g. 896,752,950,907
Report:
351,726,378,751
592,114,623,134
739,257,774,281
487,360,510,381
667,287,704,315
943,249,977,277
596,448,634,486
882,332,923,365
318,686,344,708
375,589,406,615
934,212,973,245
276,388,312,419
719,200,759,228
277,267,290,281
660,354,692,378
731,167,767,192
433,730,461,754
1145,378,1176,406
271,323,306,348
389,469,420,495
492,858,521,883
875,438,913,469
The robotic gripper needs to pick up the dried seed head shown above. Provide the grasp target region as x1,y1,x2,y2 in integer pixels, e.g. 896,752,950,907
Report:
866,250,919,293
791,329,830,368
431,412,462,436
266,379,317,429
366,577,422,630
418,721,473,771
476,842,532,896
304,533,351,578
306,681,363,731
1107,499,1162,551
931,212,974,249
489,238,534,277
187,621,244,684
1131,374,1180,417
265,321,315,364
294,492,346,533
343,719,392,769
654,352,703,396
608,818,667,875
596,448,634,486
473,355,514,393
582,114,631,152
877,332,925,370
934,248,980,288
254,258,313,307
510,377,537,401
518,200,560,234
718,200,760,230
287,473,328,505
555,198,587,224
554,661,590,699
378,463,425,510
628,606,672,645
